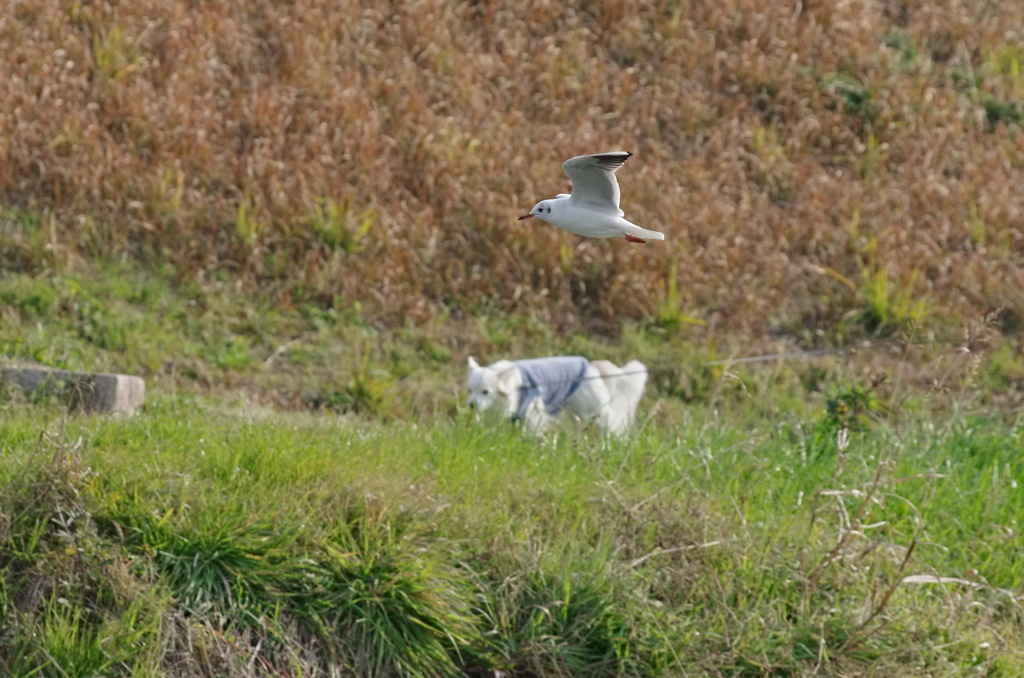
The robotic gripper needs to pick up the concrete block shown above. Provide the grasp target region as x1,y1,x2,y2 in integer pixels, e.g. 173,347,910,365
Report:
1,365,145,415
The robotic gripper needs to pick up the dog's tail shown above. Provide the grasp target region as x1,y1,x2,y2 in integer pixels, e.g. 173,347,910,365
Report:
608,360,648,430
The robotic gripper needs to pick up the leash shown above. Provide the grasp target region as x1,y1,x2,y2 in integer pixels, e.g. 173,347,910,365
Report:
702,345,867,366
514,343,881,390
495,343,899,430
502,343,891,419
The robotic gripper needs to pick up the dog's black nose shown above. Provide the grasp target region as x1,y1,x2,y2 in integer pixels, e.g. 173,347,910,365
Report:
468,401,476,409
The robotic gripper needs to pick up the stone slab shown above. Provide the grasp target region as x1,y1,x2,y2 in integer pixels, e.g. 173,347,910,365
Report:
1,365,145,415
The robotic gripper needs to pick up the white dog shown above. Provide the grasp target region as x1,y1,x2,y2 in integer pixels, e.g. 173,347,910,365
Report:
465,355,648,435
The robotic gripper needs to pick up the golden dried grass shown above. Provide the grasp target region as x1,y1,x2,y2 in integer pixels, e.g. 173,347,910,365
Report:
1,0,1022,339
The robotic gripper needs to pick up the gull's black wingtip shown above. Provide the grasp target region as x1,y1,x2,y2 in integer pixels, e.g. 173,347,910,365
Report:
591,151,632,169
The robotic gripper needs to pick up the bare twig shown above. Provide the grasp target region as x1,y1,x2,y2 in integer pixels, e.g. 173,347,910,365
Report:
628,538,739,569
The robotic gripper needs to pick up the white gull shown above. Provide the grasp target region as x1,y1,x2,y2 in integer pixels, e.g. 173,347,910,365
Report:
518,151,665,243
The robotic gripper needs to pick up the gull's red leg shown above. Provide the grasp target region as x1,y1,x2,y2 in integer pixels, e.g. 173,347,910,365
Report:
624,234,647,243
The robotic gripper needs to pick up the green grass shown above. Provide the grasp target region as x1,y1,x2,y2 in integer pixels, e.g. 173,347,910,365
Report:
1,392,1022,676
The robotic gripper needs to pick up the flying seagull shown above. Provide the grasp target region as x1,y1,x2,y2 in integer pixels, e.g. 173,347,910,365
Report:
518,151,665,243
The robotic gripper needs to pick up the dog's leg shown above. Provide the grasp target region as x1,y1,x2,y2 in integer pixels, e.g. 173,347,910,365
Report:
523,398,550,436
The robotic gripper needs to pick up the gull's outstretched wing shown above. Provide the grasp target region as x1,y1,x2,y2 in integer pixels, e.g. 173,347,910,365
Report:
562,151,632,216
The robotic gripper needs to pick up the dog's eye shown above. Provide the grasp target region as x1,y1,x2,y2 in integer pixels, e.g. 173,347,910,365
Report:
482,389,489,395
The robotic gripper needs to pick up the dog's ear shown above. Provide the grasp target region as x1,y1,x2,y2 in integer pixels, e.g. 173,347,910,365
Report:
467,356,480,370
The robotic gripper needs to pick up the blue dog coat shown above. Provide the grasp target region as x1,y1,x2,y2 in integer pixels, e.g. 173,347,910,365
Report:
513,356,590,420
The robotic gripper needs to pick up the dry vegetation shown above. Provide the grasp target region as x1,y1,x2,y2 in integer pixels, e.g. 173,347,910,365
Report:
2,0,1023,344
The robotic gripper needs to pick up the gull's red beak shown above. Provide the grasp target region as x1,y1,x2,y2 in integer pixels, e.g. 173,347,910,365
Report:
517,214,534,220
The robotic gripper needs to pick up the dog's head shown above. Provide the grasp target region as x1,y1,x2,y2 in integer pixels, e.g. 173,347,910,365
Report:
465,356,520,417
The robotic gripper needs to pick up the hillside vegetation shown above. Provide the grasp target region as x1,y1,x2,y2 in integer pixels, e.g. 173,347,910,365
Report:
4,3,1024,676
2,0,1022,345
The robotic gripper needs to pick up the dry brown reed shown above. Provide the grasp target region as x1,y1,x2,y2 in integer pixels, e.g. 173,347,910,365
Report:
2,0,1022,341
